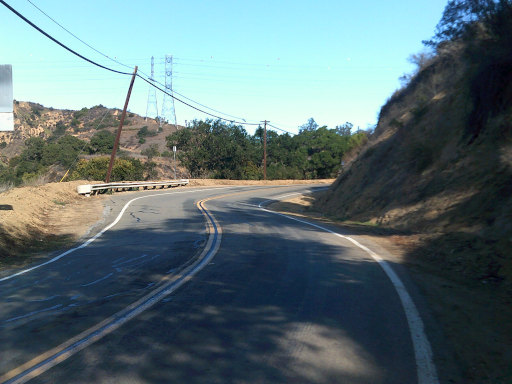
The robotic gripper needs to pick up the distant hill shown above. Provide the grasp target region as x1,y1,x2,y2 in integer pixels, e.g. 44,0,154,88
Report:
0,102,184,181
0,102,181,158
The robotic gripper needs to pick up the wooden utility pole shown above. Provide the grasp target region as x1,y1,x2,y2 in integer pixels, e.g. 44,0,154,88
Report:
106,66,138,183
262,120,268,180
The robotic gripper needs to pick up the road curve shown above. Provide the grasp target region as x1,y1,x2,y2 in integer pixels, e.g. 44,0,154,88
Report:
0,185,437,383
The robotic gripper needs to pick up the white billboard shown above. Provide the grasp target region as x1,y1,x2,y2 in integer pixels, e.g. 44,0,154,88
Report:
0,64,14,132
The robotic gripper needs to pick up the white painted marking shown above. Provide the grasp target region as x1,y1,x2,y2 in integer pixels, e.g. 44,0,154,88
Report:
236,202,259,208
4,304,63,324
28,295,60,303
80,272,114,287
258,200,439,384
112,254,148,268
0,187,232,283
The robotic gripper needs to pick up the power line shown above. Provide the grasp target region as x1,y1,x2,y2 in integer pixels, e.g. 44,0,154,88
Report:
0,0,133,76
267,123,296,136
171,89,253,123
137,75,260,126
11,0,262,124
1,1,289,130
25,0,134,72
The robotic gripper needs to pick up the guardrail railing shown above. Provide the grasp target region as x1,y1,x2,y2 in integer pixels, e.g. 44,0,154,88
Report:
77,179,189,196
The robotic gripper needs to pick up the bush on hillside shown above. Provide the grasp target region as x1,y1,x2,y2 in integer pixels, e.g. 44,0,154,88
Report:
70,157,144,182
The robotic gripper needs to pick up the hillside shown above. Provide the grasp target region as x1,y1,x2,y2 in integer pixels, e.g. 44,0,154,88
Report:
317,35,511,289
315,6,512,383
0,102,180,156
0,102,183,181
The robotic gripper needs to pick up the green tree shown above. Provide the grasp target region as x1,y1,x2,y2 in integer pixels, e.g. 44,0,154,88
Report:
335,122,353,136
424,0,511,47
70,157,144,181
49,121,67,141
299,117,319,133
89,130,115,154
141,144,160,159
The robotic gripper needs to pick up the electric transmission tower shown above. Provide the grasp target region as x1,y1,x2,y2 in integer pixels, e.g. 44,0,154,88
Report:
161,55,177,128
145,56,159,122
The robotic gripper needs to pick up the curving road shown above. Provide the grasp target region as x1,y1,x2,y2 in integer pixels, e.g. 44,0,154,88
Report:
0,185,437,383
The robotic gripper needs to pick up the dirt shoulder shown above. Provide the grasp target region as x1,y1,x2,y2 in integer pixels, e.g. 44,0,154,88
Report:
0,180,106,270
269,193,512,384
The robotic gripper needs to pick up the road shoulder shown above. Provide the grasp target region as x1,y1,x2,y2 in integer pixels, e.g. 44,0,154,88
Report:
267,194,467,383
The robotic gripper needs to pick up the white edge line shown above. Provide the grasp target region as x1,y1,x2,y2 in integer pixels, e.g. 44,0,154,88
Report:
0,187,231,283
257,201,439,384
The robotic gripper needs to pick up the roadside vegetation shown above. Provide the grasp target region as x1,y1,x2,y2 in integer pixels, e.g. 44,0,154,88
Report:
165,119,368,180
0,112,369,188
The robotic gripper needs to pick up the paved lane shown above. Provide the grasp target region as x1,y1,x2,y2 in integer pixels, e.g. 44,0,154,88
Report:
0,185,434,383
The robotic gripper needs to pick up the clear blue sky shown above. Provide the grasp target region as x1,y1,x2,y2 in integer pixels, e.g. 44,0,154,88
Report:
0,0,448,134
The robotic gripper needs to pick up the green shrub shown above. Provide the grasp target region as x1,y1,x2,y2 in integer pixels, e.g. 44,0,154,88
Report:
141,144,160,159
70,157,144,181
137,126,157,139
89,130,115,154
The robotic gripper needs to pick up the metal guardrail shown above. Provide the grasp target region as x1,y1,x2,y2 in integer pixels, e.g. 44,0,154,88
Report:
77,179,189,196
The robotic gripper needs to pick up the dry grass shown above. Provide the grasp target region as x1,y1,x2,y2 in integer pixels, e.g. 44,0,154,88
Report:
0,180,105,269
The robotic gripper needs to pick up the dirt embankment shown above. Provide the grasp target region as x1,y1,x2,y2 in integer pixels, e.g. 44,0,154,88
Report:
0,181,105,269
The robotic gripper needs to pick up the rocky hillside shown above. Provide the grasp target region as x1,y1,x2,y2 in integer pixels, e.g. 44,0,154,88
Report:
317,27,512,287
0,101,181,162
0,102,184,181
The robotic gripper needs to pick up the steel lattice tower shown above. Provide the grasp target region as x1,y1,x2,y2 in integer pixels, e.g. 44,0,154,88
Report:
161,55,177,128
145,56,159,121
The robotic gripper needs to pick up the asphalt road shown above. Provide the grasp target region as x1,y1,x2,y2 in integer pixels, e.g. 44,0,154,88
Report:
0,185,436,383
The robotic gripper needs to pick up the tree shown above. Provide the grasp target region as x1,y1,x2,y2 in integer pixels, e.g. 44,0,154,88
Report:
49,121,67,141
424,0,506,47
335,122,353,136
141,144,160,159
299,118,319,133
89,130,115,154
70,157,144,181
